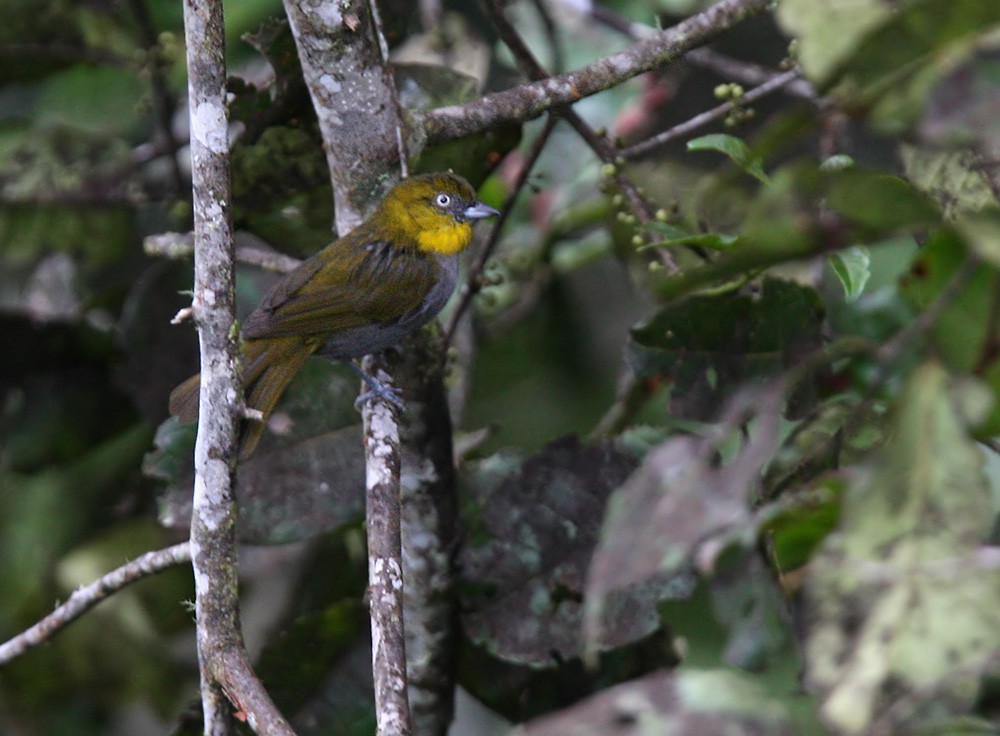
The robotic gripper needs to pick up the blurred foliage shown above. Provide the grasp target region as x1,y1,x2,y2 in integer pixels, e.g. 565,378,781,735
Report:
2,0,1000,734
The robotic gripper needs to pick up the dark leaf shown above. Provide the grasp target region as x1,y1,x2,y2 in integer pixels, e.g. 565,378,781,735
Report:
459,436,664,666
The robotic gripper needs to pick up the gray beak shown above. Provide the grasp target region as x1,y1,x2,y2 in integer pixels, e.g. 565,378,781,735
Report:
463,201,501,220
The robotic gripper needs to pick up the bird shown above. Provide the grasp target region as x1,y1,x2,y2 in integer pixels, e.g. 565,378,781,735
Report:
169,171,499,458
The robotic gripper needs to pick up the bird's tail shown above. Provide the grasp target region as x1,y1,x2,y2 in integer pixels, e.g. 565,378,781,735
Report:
167,336,315,459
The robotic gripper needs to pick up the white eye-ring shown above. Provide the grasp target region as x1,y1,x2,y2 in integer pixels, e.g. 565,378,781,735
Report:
435,193,451,207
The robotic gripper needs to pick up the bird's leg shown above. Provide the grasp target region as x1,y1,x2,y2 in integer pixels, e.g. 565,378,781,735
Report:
344,359,404,410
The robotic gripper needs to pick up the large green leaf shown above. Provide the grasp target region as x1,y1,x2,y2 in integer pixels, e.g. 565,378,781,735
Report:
804,362,1000,734
776,0,894,85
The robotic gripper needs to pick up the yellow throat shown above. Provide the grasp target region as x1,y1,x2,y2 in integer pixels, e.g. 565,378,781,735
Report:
417,221,473,255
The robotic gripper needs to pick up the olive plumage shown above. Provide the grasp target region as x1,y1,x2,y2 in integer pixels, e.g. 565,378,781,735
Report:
169,172,498,458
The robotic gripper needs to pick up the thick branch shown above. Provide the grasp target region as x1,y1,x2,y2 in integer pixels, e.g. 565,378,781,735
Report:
182,0,293,733
0,543,191,665
390,334,462,736
282,4,413,732
282,0,405,231
419,0,771,144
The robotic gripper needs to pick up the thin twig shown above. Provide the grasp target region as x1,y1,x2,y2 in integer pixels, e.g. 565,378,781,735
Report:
0,543,191,665
182,0,293,733
480,0,677,270
529,0,563,73
144,231,302,273
369,0,410,177
420,0,773,144
686,48,818,102
443,115,558,347
620,68,802,159
580,3,818,102
876,256,981,367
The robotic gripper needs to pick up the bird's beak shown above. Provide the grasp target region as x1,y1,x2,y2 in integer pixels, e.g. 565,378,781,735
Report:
463,201,501,220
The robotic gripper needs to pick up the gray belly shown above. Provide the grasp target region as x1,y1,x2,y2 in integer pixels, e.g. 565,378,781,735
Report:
317,253,459,359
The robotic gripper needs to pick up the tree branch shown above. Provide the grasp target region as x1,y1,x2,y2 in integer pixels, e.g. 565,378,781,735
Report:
282,0,405,232
362,366,412,736
182,0,293,733
0,543,191,666
144,231,302,273
443,115,558,348
620,68,803,159
479,0,677,270
419,0,771,145
281,2,413,732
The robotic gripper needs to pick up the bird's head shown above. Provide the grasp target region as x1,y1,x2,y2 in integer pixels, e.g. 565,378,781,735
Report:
375,172,500,255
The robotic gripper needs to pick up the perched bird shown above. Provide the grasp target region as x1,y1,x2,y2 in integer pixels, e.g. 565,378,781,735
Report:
169,172,499,458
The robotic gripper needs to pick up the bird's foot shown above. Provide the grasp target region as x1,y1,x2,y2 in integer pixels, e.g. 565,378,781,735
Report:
353,382,404,411
344,360,404,411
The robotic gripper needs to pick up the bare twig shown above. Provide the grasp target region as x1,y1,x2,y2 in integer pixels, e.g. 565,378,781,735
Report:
144,231,302,273
479,0,677,271
620,68,802,159
182,0,293,733
443,115,559,347
529,0,564,73
578,3,817,101
420,0,772,144
0,543,191,665
686,47,818,101
361,365,412,736
369,0,410,178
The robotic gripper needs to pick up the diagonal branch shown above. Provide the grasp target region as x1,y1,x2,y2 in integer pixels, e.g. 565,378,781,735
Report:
479,0,677,270
419,0,771,144
0,543,191,665
620,68,803,159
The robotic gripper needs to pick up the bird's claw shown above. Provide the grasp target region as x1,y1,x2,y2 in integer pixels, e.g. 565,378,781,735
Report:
353,382,404,411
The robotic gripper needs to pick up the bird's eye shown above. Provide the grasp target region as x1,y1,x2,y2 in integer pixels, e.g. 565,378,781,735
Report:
434,193,451,207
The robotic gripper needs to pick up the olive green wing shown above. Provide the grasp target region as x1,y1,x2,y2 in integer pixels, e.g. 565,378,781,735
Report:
242,239,438,339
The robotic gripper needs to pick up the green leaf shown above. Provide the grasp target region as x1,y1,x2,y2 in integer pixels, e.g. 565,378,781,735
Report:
824,169,940,233
643,222,740,252
900,145,998,220
828,246,871,302
776,0,893,85
899,229,1000,434
36,64,145,135
804,362,1000,734
954,210,1000,269
687,134,770,184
